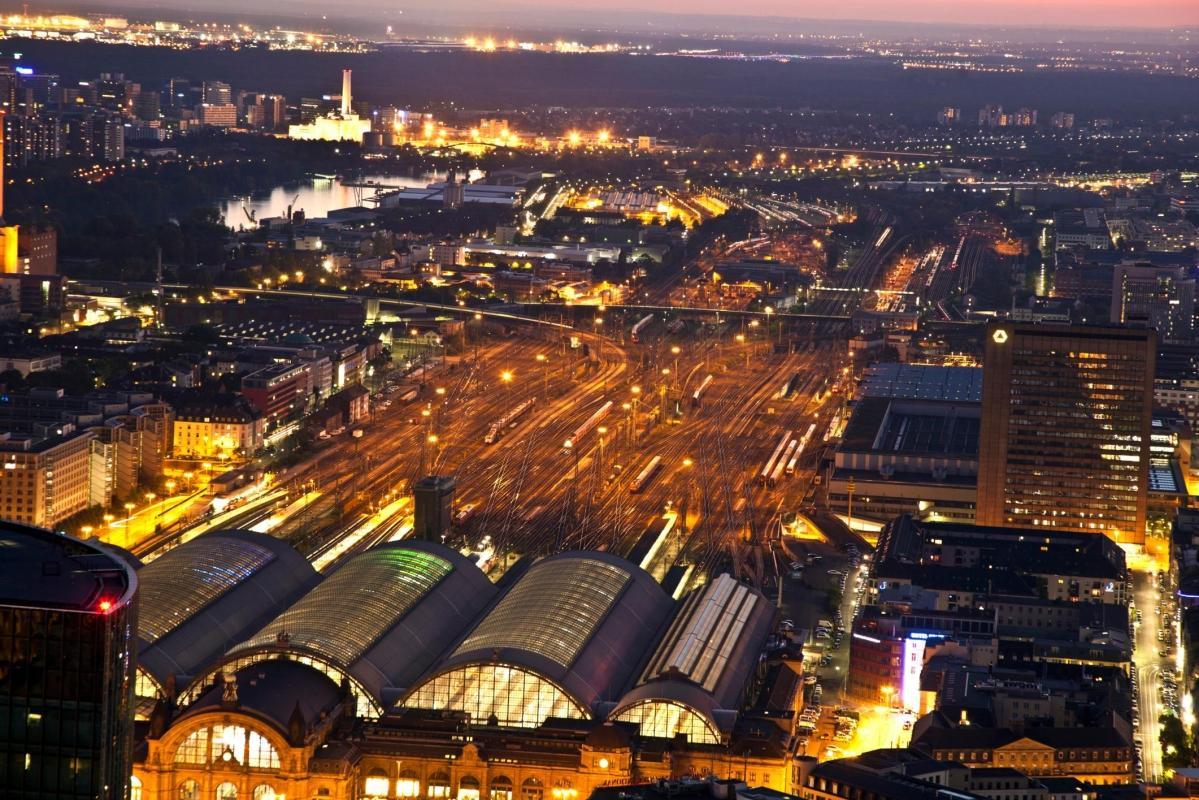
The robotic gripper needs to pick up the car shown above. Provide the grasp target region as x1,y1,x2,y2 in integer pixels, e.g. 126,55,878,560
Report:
828,568,843,575
781,619,795,628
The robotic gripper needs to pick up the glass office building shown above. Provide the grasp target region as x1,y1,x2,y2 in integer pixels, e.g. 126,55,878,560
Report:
0,522,139,799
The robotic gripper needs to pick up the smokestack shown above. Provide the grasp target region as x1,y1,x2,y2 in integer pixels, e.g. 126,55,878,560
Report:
341,69,352,117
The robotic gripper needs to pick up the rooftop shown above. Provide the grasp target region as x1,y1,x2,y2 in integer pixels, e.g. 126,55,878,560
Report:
0,522,136,613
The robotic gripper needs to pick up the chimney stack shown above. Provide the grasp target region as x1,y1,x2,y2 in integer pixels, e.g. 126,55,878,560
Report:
341,69,352,117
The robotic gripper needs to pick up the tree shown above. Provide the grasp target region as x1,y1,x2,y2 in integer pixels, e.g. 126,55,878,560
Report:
1160,713,1195,769
0,369,25,390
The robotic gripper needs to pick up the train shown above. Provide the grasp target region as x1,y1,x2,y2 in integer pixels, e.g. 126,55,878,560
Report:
571,400,614,444
666,319,686,335
766,439,798,488
631,314,655,342
629,455,663,494
483,398,536,444
758,430,793,486
691,374,714,407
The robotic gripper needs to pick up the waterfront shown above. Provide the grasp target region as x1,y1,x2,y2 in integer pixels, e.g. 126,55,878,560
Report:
220,169,484,226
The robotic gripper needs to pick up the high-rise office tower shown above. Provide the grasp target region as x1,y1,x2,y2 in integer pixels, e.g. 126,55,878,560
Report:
200,80,231,106
0,521,139,799
978,323,1155,545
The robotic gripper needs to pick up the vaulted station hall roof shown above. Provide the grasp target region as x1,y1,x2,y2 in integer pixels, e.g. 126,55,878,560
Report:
186,540,497,717
401,551,673,727
135,530,319,699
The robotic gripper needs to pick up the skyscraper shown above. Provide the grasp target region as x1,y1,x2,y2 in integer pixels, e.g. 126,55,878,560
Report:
977,323,1154,545
0,522,139,799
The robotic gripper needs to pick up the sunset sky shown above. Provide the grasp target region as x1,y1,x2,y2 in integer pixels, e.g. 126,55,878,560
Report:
62,0,1199,30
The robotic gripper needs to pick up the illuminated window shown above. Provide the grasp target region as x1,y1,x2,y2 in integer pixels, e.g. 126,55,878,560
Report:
522,779,543,800
247,730,280,769
364,768,390,799
172,724,279,770
460,776,481,800
130,776,143,800
216,783,239,800
490,777,513,800
613,700,720,743
253,786,277,800
429,771,452,799
179,780,200,800
398,770,422,798
174,727,211,764
404,663,586,728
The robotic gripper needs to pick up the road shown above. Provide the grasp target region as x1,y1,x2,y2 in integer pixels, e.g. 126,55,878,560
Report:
1132,568,1176,783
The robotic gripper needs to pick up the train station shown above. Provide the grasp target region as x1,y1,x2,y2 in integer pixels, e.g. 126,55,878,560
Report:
129,535,800,800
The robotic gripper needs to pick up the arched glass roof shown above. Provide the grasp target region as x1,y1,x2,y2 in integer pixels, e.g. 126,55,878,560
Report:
409,551,673,725
608,573,776,742
138,536,277,644
453,555,630,669
235,545,453,663
193,541,498,716
641,573,763,696
135,530,319,699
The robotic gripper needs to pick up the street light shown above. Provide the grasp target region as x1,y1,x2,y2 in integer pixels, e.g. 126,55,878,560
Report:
597,426,608,474
80,525,94,539
536,353,549,398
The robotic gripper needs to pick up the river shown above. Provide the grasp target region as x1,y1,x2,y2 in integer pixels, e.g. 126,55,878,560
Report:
220,169,485,228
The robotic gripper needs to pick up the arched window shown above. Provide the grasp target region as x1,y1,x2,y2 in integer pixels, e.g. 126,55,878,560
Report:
429,771,452,799
364,768,390,799
404,664,586,728
179,779,200,800
253,786,277,800
459,775,481,800
172,724,280,770
216,783,238,800
490,776,513,800
521,778,543,800
612,699,721,745
130,776,143,800
397,769,421,798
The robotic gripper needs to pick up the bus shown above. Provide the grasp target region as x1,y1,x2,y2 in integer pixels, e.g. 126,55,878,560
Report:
629,455,663,493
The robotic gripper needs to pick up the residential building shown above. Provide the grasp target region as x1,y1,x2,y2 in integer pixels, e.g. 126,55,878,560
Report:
172,396,265,458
